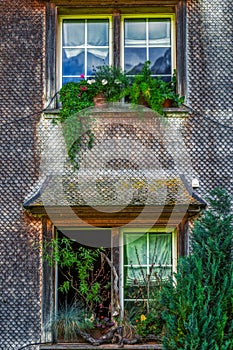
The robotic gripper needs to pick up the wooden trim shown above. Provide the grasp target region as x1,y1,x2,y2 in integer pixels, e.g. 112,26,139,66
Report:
178,218,189,256
28,204,202,227
113,10,121,67
53,1,180,7
176,0,187,97
41,218,56,343
45,3,57,108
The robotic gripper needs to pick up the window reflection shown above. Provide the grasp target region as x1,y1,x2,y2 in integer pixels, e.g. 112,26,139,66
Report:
87,49,109,75
63,20,85,46
124,48,146,74
62,49,85,75
62,19,109,82
87,20,109,46
123,18,172,78
149,48,171,75
149,19,171,45
125,19,146,46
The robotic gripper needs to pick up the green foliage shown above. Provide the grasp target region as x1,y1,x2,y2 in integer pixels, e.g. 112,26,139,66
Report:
58,65,129,123
57,63,184,168
89,64,130,101
161,188,233,349
133,288,165,339
49,301,94,341
58,80,94,123
57,66,129,168
129,61,184,115
44,237,104,313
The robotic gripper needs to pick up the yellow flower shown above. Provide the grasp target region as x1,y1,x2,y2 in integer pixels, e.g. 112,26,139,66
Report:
140,314,146,322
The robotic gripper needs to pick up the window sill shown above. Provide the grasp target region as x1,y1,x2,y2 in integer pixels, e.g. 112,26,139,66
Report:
43,105,191,120
40,343,163,349
162,105,191,118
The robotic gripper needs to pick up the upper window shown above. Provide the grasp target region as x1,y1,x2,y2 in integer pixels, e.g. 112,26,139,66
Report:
58,13,175,88
60,16,112,85
122,15,175,81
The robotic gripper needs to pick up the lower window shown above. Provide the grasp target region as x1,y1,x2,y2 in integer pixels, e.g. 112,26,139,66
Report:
121,228,177,315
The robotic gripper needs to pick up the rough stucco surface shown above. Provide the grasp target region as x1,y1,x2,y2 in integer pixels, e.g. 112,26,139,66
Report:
0,0,233,349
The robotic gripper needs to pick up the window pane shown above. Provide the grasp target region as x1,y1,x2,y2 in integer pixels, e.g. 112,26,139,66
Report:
152,266,172,280
149,233,172,265
62,77,82,85
124,233,147,265
124,19,146,46
62,49,84,75
124,266,147,286
63,20,85,46
87,49,109,74
87,19,109,46
124,300,147,315
149,48,171,75
124,48,147,73
149,19,171,46
61,18,110,84
124,283,148,300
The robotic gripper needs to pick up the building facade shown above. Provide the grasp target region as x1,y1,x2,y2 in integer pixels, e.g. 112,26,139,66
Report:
1,0,232,349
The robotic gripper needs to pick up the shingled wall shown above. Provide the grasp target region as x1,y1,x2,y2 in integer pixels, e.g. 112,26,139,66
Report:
0,0,232,349
185,0,233,199
0,0,46,349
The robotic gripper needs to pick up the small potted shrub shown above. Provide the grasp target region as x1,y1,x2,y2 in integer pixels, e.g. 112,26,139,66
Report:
129,61,184,115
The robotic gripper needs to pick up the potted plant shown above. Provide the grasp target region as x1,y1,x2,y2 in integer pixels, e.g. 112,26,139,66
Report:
56,65,129,168
88,64,130,105
159,70,185,108
58,65,129,121
129,61,184,115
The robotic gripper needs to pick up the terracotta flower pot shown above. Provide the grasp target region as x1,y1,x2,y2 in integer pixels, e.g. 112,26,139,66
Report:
93,93,107,107
162,99,173,108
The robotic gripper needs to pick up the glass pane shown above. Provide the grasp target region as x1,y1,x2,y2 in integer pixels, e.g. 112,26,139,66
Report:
149,19,171,46
63,20,85,46
152,266,172,280
62,49,84,75
124,48,147,74
87,49,109,75
87,19,109,46
124,233,147,265
149,48,171,75
124,266,147,286
62,77,82,85
124,19,146,46
149,234,172,265
124,283,148,301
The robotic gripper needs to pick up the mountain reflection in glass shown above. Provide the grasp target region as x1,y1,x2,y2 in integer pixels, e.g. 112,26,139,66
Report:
124,18,171,79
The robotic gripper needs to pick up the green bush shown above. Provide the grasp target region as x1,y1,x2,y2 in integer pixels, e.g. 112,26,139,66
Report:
161,188,233,349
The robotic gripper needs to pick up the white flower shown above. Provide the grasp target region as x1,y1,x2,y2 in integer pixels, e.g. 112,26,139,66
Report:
114,79,121,84
87,79,96,84
102,79,108,85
